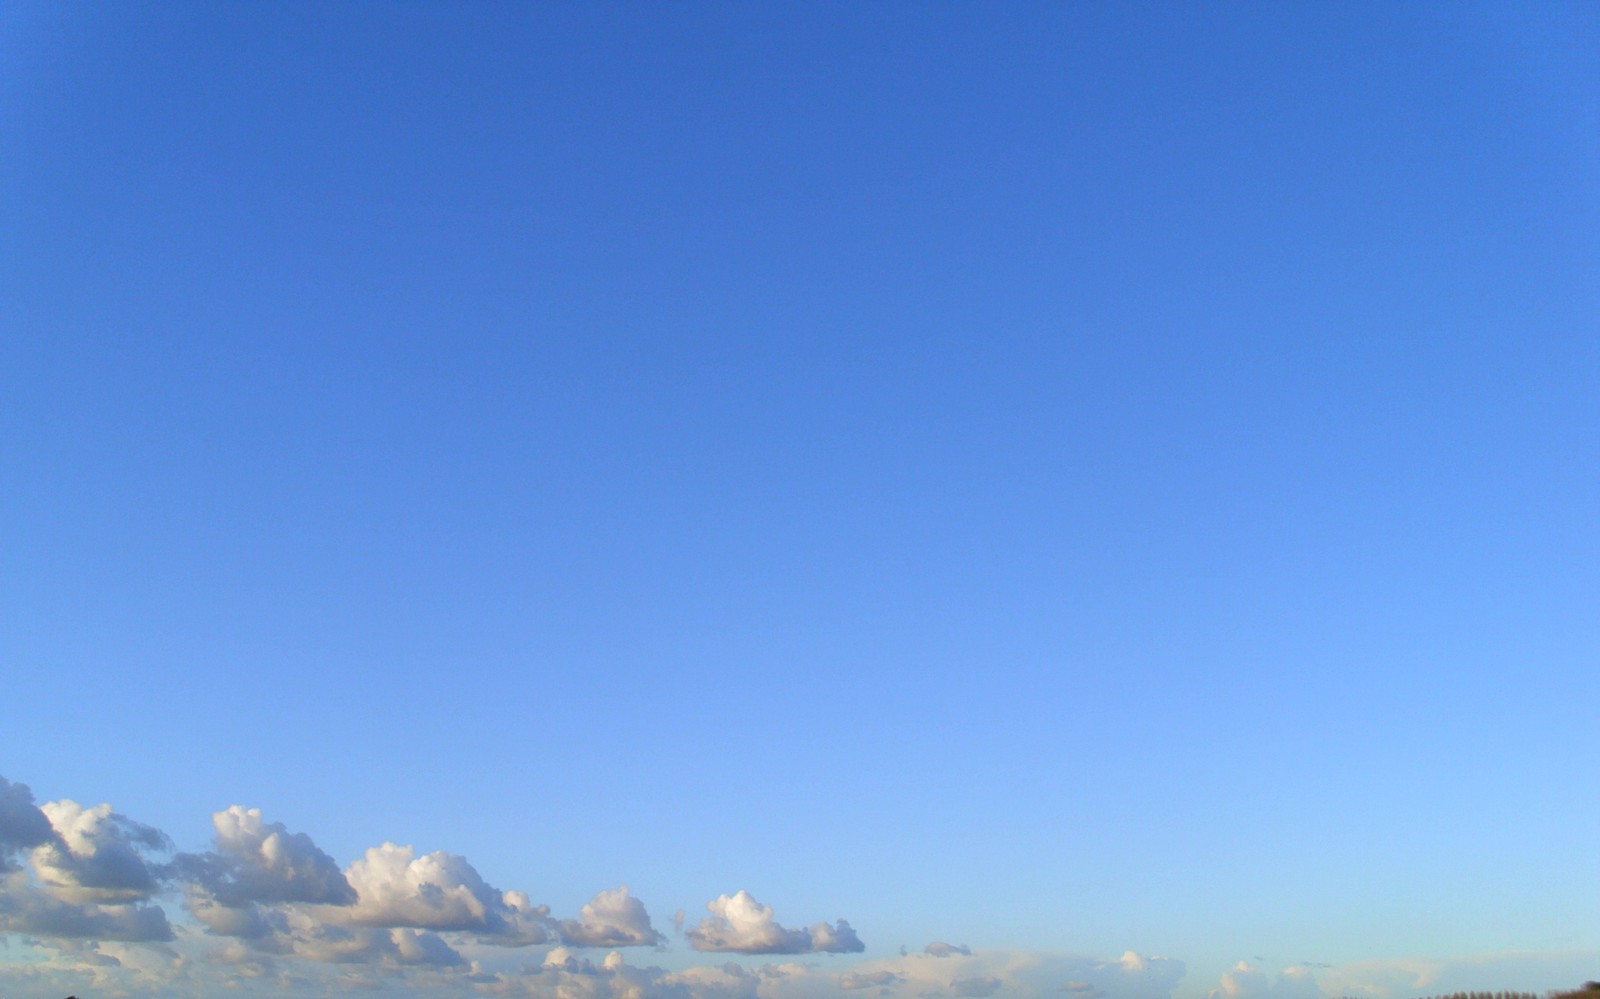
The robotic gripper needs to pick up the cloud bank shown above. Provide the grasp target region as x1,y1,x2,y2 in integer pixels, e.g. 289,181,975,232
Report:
3,773,1594,999
0,773,890,997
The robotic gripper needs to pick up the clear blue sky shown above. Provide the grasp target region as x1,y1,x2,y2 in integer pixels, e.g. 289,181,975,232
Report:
2,3,1597,998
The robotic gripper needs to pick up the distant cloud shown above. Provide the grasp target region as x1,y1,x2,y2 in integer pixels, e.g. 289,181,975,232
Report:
0,772,692,971
1209,961,1324,999
559,884,665,947
0,773,1207,999
686,890,865,955
1094,951,1188,999
327,841,554,944
36,772,1566,999
953,974,1004,996
840,969,904,989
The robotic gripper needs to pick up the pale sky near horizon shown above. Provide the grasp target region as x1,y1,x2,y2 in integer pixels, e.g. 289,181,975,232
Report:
2,3,1597,998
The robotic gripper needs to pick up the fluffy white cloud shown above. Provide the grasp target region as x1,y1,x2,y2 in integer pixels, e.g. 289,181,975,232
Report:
29,799,169,903
687,890,864,955
327,841,553,944
177,805,356,909
0,790,176,947
559,884,665,947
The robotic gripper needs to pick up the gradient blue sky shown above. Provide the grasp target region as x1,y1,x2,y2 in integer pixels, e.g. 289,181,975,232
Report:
2,3,1597,998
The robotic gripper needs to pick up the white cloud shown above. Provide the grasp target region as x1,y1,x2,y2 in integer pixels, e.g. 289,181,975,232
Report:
177,805,356,909
327,841,554,944
29,799,170,903
0,790,176,946
559,884,665,947
687,890,865,955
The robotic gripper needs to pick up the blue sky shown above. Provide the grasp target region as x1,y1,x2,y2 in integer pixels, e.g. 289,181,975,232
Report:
2,3,1597,997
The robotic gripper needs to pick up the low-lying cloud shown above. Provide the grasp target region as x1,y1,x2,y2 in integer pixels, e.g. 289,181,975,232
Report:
7,772,1588,999
686,890,865,955
326,841,553,944
559,884,665,948
0,772,885,997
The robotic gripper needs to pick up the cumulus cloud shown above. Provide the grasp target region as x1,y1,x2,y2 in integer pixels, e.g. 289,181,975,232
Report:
686,890,865,955
29,799,170,903
175,805,356,909
953,974,1005,996
2,774,890,996
559,884,665,947
926,941,973,957
328,841,553,944
0,787,177,946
